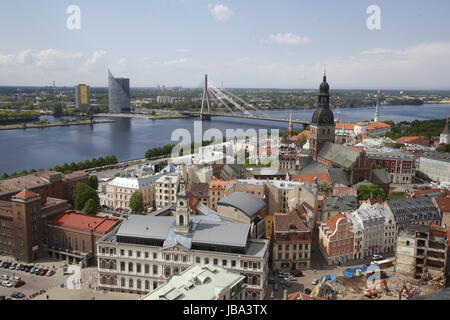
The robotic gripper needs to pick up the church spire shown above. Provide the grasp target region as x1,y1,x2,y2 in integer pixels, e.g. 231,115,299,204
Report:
373,90,381,122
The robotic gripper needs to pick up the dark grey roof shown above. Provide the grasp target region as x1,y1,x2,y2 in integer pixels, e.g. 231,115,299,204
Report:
217,192,266,218
371,169,391,185
328,168,349,186
220,164,246,180
112,211,251,249
300,161,328,174
192,220,250,247
387,197,440,223
324,196,357,212
421,152,450,163
297,155,313,169
149,204,176,216
117,216,174,240
251,168,302,176
318,142,360,169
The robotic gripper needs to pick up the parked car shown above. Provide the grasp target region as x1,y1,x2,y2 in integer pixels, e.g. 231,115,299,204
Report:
24,266,32,272
9,263,17,270
20,264,26,271
46,270,56,277
372,254,383,261
312,279,319,286
0,295,5,300
31,267,40,275
11,292,25,299
284,276,296,282
9,276,20,281
278,272,290,278
1,275,9,280
292,270,304,277
15,264,21,270
39,269,49,276
3,262,11,269
1,281,13,287
14,280,26,288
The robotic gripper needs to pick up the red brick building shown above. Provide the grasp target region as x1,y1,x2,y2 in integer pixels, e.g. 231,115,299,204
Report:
46,210,120,266
318,213,355,265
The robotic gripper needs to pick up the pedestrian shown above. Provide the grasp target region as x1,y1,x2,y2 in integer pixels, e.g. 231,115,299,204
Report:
46,295,49,300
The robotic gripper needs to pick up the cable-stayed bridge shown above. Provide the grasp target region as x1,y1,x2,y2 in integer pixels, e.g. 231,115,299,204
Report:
182,74,310,126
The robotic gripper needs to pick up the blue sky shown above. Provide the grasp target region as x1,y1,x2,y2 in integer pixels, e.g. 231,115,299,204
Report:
0,0,449,89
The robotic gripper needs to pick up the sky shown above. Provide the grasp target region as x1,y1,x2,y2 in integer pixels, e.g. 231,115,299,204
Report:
0,0,449,89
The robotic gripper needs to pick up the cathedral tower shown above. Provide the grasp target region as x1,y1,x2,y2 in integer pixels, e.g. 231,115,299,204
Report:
309,74,335,161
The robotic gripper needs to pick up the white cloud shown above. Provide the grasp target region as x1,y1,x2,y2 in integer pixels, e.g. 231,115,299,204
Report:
83,50,108,71
175,49,191,53
262,33,311,46
163,58,192,65
209,4,234,21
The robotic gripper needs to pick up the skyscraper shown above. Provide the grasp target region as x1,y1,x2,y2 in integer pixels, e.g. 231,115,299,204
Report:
309,74,336,161
75,84,90,109
108,69,131,113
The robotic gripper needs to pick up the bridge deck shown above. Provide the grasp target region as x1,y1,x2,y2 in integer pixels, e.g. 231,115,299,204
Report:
182,112,310,125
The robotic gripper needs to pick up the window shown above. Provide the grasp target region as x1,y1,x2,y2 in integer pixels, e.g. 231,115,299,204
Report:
145,264,149,274
128,262,133,272
137,251,141,258
128,250,132,257
153,253,157,259
137,279,141,290
121,278,125,287
222,259,227,266
204,258,209,264
213,259,218,265
120,262,125,272
82,240,86,251
129,278,133,288
153,265,158,275
231,260,236,267
136,263,141,273
145,252,149,259
145,280,150,290
196,257,201,264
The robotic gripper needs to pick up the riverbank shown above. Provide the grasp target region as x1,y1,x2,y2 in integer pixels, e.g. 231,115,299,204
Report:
94,112,189,120
0,119,116,131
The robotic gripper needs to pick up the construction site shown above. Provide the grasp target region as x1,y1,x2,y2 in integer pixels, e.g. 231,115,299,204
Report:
307,261,447,300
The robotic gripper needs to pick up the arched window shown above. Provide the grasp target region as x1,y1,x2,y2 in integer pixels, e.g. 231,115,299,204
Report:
145,280,150,290
153,282,158,290
179,215,184,226
129,278,134,288
164,267,171,277
128,262,133,272
137,279,141,289
101,260,106,269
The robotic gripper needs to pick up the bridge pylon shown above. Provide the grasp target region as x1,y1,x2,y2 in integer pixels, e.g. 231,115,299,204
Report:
200,74,211,121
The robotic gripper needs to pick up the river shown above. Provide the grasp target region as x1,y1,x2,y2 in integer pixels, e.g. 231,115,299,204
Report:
0,104,449,175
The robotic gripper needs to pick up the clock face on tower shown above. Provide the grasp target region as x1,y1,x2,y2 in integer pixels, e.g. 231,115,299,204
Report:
323,116,330,123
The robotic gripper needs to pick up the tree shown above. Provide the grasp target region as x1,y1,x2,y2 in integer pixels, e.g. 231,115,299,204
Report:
89,175,99,190
1,173,9,179
357,184,386,200
297,135,307,147
129,191,144,214
436,144,450,153
73,183,100,211
318,182,332,193
83,198,98,215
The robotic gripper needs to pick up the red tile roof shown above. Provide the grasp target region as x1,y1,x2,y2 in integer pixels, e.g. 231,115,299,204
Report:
290,173,330,185
412,189,443,198
336,123,355,131
332,187,357,197
14,189,39,199
48,210,120,234
434,197,450,213
322,213,349,235
368,122,391,130
396,136,425,144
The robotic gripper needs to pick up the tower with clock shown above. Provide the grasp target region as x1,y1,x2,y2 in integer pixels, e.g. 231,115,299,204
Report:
309,74,336,161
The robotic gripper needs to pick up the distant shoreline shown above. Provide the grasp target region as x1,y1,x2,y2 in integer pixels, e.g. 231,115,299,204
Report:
0,119,116,131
